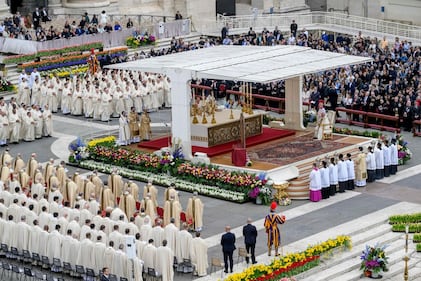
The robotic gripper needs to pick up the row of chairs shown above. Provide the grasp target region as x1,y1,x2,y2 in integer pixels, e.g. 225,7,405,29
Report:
0,243,130,281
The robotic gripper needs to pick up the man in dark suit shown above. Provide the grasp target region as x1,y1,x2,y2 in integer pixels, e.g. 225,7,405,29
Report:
32,7,41,30
100,267,110,281
221,225,236,273
243,218,257,264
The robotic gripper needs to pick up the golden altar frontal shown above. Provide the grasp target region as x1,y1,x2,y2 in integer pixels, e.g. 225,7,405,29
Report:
191,110,263,147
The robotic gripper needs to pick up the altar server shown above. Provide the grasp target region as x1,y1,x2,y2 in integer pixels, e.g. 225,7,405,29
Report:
383,140,391,177
320,161,330,199
337,154,348,193
390,139,398,175
328,157,338,196
374,142,384,179
309,163,322,202
346,153,355,190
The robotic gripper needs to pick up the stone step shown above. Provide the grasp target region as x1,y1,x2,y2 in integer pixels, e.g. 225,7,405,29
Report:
298,227,403,281
328,247,419,281
385,253,421,281
304,242,414,281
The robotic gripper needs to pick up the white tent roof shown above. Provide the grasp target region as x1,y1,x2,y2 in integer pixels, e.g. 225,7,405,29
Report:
107,45,372,83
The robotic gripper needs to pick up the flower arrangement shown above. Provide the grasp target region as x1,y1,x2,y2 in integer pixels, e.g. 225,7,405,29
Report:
84,140,268,203
225,235,351,281
360,244,389,276
42,65,90,78
0,77,17,92
126,34,157,48
18,47,128,73
396,134,412,165
68,137,89,163
2,42,103,64
333,127,382,138
87,136,116,148
79,160,248,202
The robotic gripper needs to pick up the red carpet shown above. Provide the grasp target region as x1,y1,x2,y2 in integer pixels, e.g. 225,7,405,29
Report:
138,128,295,157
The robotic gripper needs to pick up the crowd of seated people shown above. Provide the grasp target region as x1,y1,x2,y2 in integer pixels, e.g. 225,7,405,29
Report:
1,9,136,41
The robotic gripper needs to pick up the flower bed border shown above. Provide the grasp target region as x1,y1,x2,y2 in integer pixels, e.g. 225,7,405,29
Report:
224,235,351,281
78,160,248,203
3,42,103,64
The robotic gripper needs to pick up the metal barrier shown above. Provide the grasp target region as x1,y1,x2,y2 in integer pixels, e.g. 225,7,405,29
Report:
199,11,421,41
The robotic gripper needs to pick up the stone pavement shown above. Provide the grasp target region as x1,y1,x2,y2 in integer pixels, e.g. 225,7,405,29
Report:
1,109,421,280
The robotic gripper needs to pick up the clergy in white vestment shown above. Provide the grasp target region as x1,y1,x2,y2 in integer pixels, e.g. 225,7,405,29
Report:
12,154,25,175
32,106,43,139
366,146,376,182
38,225,50,257
142,239,157,273
42,104,53,137
151,220,164,247
390,139,398,175
61,81,72,114
156,240,174,281
66,219,81,240
88,196,100,215
46,225,62,261
374,143,384,180
132,257,144,281
176,223,193,262
328,158,338,196
135,233,147,260
119,111,130,145
163,196,181,228
76,232,95,269
103,242,116,270
108,171,123,204
190,232,208,276
112,244,128,279
28,220,43,254
125,180,140,202
16,216,31,251
383,140,391,177
143,179,158,207
71,84,83,116
337,154,348,193
93,235,107,272
22,111,35,141
141,193,157,221
81,179,95,201
0,111,9,146
18,78,31,105
164,183,179,202
135,210,151,230
186,192,204,231
0,147,13,166
163,218,178,255
61,229,80,266
320,161,330,200
109,225,125,250
309,163,322,202
355,147,367,187
140,217,153,242
8,108,21,144
119,191,136,219
0,162,11,183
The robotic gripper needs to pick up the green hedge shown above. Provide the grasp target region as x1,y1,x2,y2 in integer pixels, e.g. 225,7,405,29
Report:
389,213,421,225
391,223,421,233
3,42,103,64
417,243,421,252
413,234,421,243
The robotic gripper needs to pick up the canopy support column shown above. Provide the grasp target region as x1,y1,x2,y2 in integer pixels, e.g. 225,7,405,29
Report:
284,75,306,131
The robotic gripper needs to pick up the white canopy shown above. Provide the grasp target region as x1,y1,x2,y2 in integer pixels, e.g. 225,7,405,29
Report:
107,45,372,159
107,45,372,83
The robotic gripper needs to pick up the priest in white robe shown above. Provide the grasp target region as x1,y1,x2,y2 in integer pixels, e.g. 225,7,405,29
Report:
190,232,208,276
163,218,178,256
176,223,193,262
142,239,157,273
186,192,204,231
156,240,174,281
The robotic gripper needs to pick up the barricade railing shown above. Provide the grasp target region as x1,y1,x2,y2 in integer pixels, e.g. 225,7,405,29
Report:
336,107,400,133
207,11,421,41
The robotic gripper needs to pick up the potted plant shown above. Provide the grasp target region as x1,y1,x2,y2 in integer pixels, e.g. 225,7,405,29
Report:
360,244,389,278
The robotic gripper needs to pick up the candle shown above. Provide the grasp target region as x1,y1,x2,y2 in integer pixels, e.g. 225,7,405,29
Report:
405,224,409,234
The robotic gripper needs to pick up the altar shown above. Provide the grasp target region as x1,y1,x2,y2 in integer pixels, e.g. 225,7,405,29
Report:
191,109,263,147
